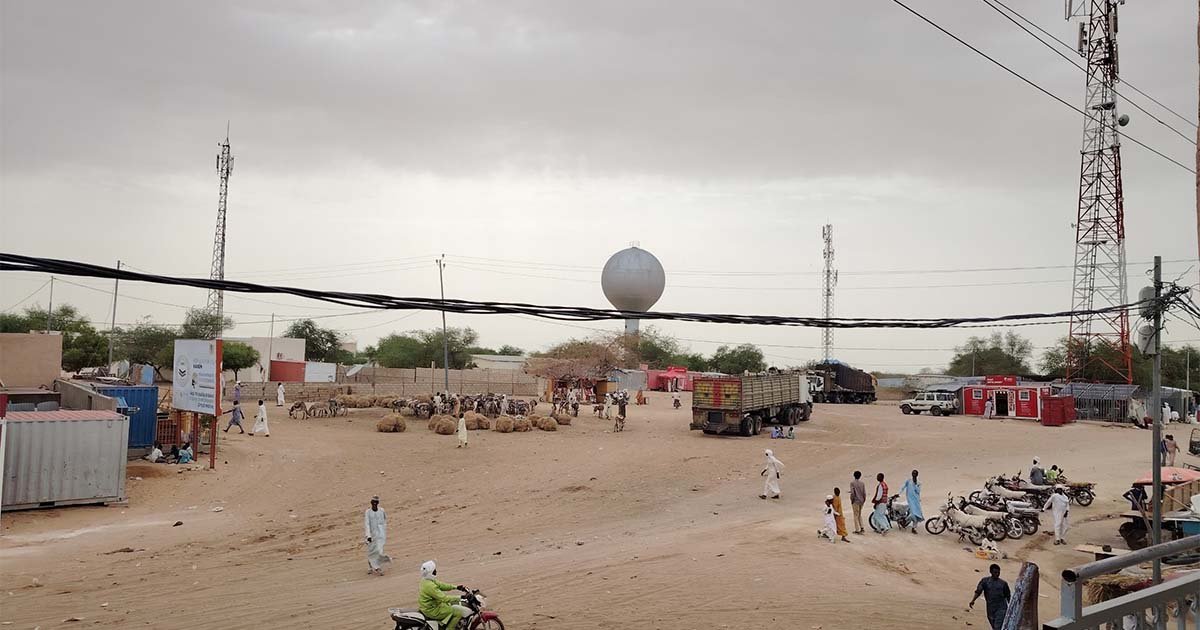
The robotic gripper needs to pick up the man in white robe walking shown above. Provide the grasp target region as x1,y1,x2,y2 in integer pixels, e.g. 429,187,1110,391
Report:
760,449,784,499
1043,487,1070,545
364,496,391,574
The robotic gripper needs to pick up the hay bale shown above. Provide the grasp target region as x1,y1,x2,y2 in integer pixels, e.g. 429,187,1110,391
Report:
433,418,457,435
475,416,491,430
552,412,572,426
1085,573,1150,604
375,414,408,433
493,417,514,433
537,417,558,431
513,417,532,432
427,416,441,431
398,406,415,416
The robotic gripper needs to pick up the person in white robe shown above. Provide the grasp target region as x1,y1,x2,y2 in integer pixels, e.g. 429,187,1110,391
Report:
818,495,837,541
276,382,286,407
760,449,784,499
1043,487,1070,545
457,416,469,448
364,496,391,574
251,399,270,437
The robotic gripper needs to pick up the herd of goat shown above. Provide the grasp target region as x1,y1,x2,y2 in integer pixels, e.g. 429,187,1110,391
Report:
388,394,539,419
880,470,1096,546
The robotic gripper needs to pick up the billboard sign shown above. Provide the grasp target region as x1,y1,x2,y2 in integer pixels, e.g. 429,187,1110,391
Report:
172,339,223,414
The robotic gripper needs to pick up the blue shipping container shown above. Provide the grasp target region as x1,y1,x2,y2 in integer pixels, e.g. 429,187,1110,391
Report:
96,385,159,448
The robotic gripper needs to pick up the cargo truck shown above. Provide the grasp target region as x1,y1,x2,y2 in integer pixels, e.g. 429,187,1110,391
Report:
690,371,813,436
808,360,876,404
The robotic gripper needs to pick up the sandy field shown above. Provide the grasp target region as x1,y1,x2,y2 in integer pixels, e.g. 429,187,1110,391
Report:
0,392,1169,629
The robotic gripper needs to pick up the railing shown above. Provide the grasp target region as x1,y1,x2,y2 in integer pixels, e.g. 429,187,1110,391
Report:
1043,536,1200,630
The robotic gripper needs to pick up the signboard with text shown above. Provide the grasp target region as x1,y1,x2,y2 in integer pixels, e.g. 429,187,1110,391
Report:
172,339,223,414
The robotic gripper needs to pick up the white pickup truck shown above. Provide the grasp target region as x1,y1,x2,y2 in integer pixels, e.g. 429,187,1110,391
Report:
899,391,957,416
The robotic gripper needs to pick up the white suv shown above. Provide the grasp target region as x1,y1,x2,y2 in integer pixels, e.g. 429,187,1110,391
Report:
900,392,957,416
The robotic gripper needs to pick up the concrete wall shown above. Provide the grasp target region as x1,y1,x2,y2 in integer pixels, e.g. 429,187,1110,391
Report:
54,379,118,412
469,355,527,371
0,333,63,388
222,337,305,383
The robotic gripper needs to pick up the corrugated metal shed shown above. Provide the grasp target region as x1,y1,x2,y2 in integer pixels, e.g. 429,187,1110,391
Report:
1059,383,1141,401
2,410,128,510
94,385,159,448
609,369,648,391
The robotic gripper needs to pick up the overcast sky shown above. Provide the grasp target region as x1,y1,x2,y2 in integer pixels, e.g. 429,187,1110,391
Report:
2,1,1197,372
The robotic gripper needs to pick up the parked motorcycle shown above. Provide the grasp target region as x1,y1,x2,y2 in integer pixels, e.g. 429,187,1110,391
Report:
969,491,1042,536
959,497,1022,540
390,586,504,630
1054,470,1096,506
924,495,997,545
868,494,915,532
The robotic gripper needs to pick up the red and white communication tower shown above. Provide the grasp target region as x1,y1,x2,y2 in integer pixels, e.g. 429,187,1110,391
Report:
1065,0,1132,384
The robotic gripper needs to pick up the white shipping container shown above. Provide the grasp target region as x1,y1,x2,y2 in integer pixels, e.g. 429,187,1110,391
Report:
2,410,128,511
304,361,337,383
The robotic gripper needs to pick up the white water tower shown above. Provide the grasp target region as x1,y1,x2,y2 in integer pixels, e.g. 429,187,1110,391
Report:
601,244,666,335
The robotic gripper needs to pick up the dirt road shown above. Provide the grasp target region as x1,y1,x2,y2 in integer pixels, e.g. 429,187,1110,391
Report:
1,393,1160,629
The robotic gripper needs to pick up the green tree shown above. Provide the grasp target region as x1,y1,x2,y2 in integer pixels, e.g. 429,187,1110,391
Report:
5,304,110,371
284,319,345,362
672,352,709,372
117,321,178,379
708,344,766,374
221,341,260,381
496,345,524,356
179,309,232,340
375,333,424,368
947,332,1033,376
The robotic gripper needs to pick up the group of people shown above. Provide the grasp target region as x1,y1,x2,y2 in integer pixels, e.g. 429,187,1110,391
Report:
143,441,194,464
1028,458,1072,546
220,399,271,437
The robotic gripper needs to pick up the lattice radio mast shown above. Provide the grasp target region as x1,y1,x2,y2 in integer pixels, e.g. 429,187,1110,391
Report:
1065,0,1132,383
207,128,233,325
821,224,837,362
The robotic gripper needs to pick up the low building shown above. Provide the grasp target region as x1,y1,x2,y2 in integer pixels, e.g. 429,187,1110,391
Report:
960,375,1052,420
221,336,305,383
0,332,63,388
470,354,527,371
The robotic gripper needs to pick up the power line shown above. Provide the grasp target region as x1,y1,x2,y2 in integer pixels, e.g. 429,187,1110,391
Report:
2,279,50,312
0,253,1166,330
983,0,1197,130
888,0,1195,174
979,0,1195,146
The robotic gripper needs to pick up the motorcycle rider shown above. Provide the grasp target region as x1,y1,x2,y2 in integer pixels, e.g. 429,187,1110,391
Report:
419,560,471,629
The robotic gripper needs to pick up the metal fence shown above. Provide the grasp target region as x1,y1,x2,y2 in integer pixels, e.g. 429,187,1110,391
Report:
1043,536,1200,630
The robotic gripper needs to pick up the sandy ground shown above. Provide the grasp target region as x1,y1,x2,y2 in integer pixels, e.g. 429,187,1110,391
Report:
0,392,1171,629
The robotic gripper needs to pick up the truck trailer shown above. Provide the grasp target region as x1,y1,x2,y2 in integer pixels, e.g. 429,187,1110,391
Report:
808,361,876,404
690,371,813,436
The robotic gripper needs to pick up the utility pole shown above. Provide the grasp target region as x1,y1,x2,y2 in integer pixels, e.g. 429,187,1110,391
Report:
267,313,275,383
821,224,837,363
436,255,450,393
1196,0,1200,286
1150,255,1163,583
107,260,121,369
46,276,54,332
1065,0,1132,384
208,127,233,327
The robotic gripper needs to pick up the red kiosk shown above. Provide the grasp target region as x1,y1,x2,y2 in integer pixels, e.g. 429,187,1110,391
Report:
961,375,1052,421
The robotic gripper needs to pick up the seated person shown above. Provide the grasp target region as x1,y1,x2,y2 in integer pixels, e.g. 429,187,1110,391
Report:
176,442,194,464
144,442,165,463
786,426,796,440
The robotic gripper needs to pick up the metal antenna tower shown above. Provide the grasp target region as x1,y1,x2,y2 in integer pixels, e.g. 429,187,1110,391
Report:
207,128,233,325
1065,0,1131,383
821,224,837,362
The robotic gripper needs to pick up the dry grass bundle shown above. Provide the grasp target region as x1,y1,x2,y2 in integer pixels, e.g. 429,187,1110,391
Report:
1085,574,1150,604
493,417,515,433
552,412,572,426
433,418,458,435
398,406,415,416
375,414,408,433
537,417,558,431
427,416,443,431
413,394,433,404
373,396,397,409
464,411,488,430
513,418,532,432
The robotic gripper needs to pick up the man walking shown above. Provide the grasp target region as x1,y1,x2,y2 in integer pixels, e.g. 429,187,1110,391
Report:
970,564,1011,630
251,399,270,437
759,449,784,499
276,382,286,407
1165,434,1180,467
222,400,246,434
900,469,924,534
850,471,867,534
983,397,994,419
363,495,391,575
